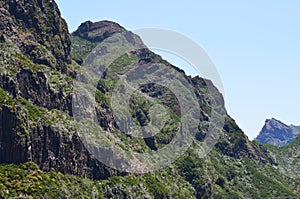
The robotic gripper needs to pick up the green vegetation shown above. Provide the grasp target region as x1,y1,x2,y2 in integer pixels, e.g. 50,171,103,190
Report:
264,134,300,179
175,149,300,199
0,88,15,105
0,162,99,198
108,53,139,76
95,89,110,106
14,52,43,72
19,97,47,121
48,71,73,94
1,147,299,198
71,36,98,64
29,44,57,67
0,162,196,199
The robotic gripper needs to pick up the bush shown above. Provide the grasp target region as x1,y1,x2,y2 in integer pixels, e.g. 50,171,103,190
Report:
216,177,226,188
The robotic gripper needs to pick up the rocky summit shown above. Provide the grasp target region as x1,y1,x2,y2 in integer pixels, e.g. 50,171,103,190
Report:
0,0,71,72
0,0,299,198
256,118,300,146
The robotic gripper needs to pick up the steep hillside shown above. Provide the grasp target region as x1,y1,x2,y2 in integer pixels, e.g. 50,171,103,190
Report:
0,0,116,180
70,20,274,165
0,1,299,198
263,134,300,179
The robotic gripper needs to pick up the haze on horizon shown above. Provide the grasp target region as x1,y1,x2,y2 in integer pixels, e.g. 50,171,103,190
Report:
56,0,300,140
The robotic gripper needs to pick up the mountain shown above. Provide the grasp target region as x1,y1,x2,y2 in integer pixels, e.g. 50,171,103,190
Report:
0,0,299,198
255,118,300,146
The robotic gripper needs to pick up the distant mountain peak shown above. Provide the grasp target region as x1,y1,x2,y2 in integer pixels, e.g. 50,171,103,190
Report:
264,118,291,131
255,118,300,146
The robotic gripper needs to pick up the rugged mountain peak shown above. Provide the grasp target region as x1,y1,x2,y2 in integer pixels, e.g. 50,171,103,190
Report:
255,118,300,146
0,0,71,71
264,118,291,132
72,20,126,42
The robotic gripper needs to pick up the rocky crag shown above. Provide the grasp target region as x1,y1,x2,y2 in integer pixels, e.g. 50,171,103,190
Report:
256,118,300,147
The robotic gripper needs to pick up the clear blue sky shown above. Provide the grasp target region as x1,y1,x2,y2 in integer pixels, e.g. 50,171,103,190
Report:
56,0,300,140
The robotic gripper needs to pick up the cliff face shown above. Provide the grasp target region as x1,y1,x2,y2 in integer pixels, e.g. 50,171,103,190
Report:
0,88,116,180
256,118,300,146
0,0,117,180
0,0,71,71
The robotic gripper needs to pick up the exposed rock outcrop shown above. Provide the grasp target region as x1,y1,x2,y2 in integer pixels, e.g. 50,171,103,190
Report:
256,118,300,146
72,20,126,43
0,104,117,180
0,0,71,71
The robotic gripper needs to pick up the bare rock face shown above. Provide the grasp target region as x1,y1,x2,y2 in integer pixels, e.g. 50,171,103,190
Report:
0,104,116,180
256,118,300,146
0,0,74,113
0,105,28,164
72,20,126,42
0,0,71,71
